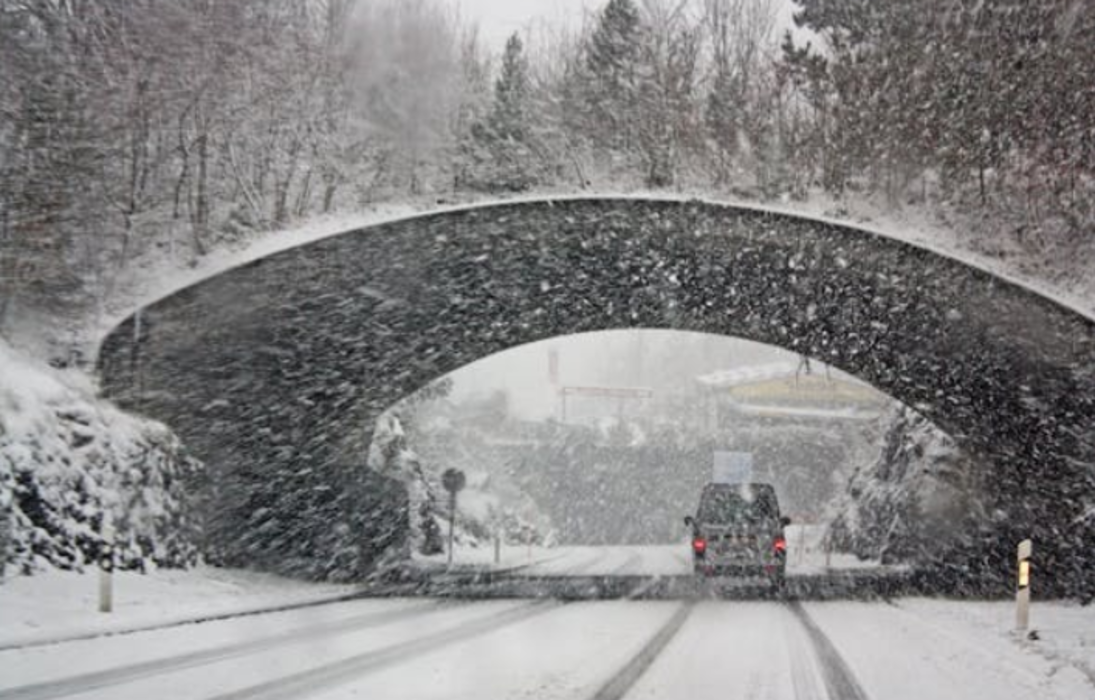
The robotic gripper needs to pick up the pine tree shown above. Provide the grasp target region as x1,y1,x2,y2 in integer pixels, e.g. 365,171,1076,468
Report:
582,0,645,158
635,5,701,189
467,33,540,192
490,34,532,142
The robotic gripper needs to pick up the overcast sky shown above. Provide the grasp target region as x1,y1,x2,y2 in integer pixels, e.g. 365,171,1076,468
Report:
458,0,596,49
450,331,792,420
458,0,802,51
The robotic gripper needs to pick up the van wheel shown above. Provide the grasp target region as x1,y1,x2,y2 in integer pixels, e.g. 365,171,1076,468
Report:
769,570,786,595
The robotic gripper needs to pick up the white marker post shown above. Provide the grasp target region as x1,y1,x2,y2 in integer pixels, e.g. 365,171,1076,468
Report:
99,520,115,614
1016,539,1032,631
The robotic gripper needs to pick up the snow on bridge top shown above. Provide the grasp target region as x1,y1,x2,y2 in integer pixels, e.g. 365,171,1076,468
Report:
92,193,1095,364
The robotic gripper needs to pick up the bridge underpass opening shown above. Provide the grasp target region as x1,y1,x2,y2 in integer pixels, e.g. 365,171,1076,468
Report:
97,198,1095,593
368,329,984,588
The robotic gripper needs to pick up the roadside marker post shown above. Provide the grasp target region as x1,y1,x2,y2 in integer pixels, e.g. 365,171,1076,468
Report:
0,490,11,583
441,469,466,569
99,520,115,614
1016,539,1032,631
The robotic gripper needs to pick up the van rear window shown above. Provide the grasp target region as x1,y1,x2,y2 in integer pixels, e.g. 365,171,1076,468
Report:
698,487,778,524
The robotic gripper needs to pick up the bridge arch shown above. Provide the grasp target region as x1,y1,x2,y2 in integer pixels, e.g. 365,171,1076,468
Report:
99,197,1095,579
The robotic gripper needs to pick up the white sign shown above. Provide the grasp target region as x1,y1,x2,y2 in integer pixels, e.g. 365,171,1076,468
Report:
713,451,753,484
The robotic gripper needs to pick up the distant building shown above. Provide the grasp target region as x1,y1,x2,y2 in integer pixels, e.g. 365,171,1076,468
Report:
696,361,889,431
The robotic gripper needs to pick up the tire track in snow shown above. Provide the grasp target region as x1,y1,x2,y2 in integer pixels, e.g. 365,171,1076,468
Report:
787,601,870,700
0,601,448,700
784,605,827,700
588,601,694,700
205,601,561,700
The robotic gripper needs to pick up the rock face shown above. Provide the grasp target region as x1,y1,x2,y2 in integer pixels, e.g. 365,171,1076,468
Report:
1,341,201,576
829,408,987,564
97,198,1095,587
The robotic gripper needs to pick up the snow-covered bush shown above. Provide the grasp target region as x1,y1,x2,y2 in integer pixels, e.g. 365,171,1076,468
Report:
367,404,554,560
0,340,202,575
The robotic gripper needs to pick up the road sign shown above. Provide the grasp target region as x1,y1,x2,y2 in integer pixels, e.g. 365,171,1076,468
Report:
713,451,753,483
558,385,654,422
442,468,466,494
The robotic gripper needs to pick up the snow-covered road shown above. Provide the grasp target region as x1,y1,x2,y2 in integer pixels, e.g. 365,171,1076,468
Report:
488,529,889,578
3,594,1091,700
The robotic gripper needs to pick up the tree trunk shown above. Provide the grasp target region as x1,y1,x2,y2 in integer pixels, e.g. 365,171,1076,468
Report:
192,130,209,257
979,164,987,207
322,180,338,213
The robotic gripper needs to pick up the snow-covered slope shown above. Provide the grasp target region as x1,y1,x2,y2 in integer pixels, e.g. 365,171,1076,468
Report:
0,339,202,575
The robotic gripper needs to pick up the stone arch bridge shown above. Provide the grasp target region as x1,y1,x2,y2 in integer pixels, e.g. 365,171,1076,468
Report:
98,198,1095,583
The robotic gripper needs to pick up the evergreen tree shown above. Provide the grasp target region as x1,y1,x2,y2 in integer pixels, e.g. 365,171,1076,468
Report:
490,34,532,142
466,34,540,192
635,5,701,189
582,0,645,158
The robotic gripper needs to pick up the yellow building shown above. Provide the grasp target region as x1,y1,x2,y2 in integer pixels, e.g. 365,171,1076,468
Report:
697,361,889,429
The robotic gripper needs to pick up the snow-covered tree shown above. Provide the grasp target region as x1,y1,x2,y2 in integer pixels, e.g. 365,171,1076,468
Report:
465,34,543,192
580,0,646,169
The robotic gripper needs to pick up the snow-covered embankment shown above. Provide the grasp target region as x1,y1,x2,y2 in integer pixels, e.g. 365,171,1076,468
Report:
1,339,201,576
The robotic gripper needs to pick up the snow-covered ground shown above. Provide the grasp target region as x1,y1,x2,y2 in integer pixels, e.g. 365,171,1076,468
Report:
895,598,1095,690
0,567,360,649
0,537,889,651
807,599,1095,700
1,584,1090,700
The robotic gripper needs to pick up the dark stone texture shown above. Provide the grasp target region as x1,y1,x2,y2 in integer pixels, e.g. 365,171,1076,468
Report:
98,198,1095,582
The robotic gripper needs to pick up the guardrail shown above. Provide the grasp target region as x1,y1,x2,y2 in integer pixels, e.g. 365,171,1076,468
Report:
366,569,914,601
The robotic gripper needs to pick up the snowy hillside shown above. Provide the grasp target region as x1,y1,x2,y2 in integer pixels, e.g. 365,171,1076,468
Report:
0,339,202,576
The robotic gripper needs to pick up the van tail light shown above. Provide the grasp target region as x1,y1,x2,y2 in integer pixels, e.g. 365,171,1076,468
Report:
774,536,787,554
692,537,707,556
